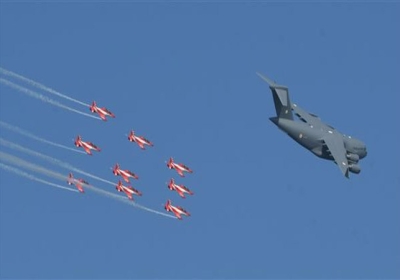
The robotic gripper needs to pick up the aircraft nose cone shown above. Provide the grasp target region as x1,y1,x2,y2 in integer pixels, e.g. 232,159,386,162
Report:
363,149,367,158
360,146,367,159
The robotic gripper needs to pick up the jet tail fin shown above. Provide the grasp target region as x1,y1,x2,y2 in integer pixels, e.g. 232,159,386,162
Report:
257,72,294,120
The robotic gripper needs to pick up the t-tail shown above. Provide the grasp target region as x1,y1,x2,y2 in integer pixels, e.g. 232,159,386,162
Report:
90,101,96,112
256,72,293,120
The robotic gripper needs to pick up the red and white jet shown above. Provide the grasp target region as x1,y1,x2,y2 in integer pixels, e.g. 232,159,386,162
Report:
115,180,142,200
89,101,115,121
166,157,193,177
112,163,139,183
67,173,88,193
167,178,194,198
128,130,154,150
74,135,101,155
164,199,190,220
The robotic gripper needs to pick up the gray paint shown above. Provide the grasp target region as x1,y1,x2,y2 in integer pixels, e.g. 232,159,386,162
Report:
257,73,367,178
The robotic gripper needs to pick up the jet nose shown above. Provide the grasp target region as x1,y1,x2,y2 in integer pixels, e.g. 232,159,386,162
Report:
360,145,367,159
363,148,367,159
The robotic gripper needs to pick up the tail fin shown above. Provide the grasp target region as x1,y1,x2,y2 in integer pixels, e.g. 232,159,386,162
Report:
90,101,96,112
164,199,171,210
75,135,81,146
116,180,122,190
257,72,293,120
112,164,119,175
167,158,173,168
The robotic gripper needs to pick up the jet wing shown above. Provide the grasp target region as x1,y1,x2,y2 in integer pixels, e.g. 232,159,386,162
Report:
323,134,349,178
125,192,133,200
137,141,145,149
121,174,130,183
292,104,327,130
83,146,92,155
176,189,185,198
174,212,182,220
176,169,184,177
97,111,106,121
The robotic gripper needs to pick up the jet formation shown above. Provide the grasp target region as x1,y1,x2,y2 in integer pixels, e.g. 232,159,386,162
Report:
72,101,195,219
257,73,367,178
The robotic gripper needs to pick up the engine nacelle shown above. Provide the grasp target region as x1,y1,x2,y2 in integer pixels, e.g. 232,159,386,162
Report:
349,164,361,174
347,153,359,163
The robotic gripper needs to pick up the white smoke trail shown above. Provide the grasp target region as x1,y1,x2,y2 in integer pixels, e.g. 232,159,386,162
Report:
79,182,176,218
0,151,176,218
0,67,89,107
130,202,177,219
0,162,78,193
0,121,85,154
0,150,73,182
0,137,115,186
0,78,101,120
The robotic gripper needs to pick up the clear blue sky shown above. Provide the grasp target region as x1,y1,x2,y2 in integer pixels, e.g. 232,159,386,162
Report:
0,2,399,279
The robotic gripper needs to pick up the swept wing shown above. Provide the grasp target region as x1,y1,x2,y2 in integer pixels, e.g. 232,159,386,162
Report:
323,134,349,178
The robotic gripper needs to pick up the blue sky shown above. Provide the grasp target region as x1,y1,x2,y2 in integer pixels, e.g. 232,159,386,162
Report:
0,2,399,279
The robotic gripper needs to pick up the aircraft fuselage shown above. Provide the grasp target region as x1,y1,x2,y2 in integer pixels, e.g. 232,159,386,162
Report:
269,117,367,161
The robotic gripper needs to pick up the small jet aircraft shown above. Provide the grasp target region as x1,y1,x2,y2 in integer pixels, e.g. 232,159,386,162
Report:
128,130,154,150
166,157,193,177
164,199,190,220
74,135,101,155
257,72,367,178
67,173,88,193
112,163,139,183
115,180,142,200
167,178,194,198
89,101,115,121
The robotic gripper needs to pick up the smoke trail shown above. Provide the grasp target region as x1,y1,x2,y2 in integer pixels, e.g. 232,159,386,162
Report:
130,202,177,219
81,183,176,219
0,121,85,154
0,163,78,193
0,151,176,219
0,150,72,182
0,78,101,120
0,137,115,186
0,67,89,107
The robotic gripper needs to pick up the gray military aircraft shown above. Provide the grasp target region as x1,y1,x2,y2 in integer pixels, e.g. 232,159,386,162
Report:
257,73,367,178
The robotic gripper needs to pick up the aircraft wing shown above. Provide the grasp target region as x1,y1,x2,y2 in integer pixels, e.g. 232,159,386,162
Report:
176,169,184,177
292,104,327,130
83,146,92,155
323,134,349,178
175,212,182,220
121,174,130,183
176,189,185,198
96,111,106,120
